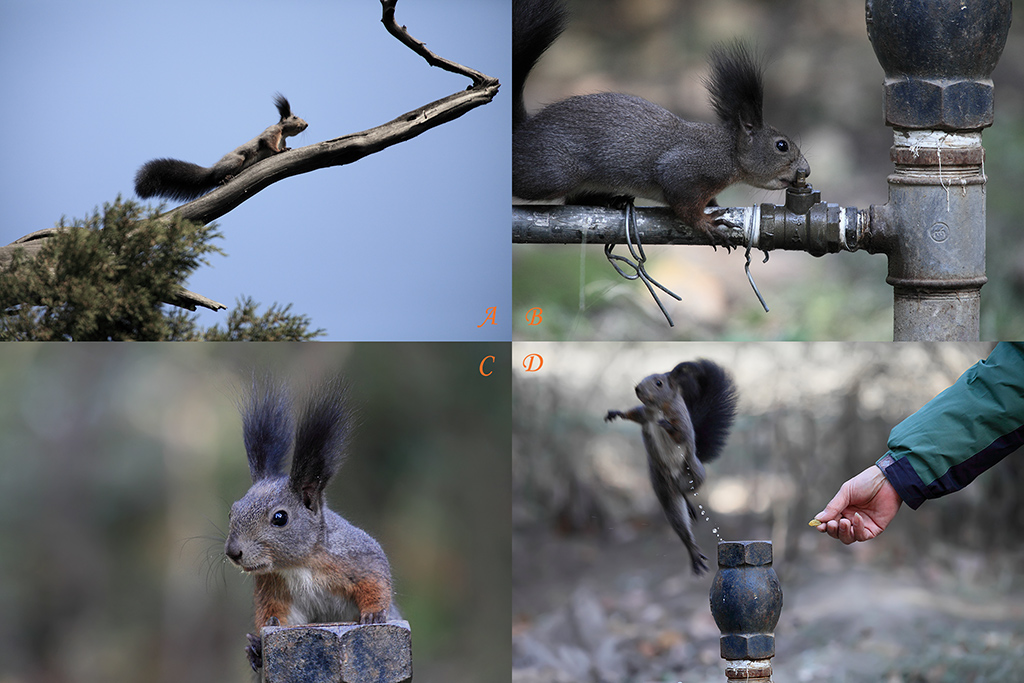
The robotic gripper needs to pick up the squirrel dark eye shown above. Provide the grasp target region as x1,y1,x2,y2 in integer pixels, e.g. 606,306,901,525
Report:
271,510,288,526
776,139,789,153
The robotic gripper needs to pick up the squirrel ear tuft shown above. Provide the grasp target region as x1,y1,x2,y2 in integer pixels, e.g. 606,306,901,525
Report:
241,375,294,482
290,376,353,504
273,93,292,119
705,42,764,131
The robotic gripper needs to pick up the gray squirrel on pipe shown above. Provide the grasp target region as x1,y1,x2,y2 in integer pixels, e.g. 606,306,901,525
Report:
512,0,810,249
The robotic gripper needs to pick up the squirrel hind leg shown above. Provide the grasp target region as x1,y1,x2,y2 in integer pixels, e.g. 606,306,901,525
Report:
707,206,741,231
690,549,710,576
650,466,708,576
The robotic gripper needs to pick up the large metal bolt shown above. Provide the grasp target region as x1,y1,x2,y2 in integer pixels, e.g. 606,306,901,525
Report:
866,0,1011,130
261,621,412,683
709,541,782,682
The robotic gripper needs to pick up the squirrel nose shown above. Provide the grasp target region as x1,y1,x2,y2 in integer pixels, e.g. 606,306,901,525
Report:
225,539,243,563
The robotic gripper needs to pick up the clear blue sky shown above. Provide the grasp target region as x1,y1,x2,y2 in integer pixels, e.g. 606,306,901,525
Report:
0,0,511,341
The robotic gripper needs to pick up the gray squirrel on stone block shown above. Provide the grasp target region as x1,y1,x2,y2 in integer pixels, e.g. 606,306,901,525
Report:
223,376,408,679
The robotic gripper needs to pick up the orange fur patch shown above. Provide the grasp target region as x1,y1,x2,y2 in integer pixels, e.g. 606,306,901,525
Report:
253,573,291,630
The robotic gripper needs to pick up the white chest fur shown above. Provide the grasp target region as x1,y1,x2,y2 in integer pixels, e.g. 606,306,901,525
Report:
642,410,687,471
280,567,358,625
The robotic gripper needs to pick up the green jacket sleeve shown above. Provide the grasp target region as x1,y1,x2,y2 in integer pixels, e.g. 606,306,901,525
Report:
876,342,1024,509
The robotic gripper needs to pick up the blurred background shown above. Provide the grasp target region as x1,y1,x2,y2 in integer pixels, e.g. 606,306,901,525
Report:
512,0,1024,340
513,342,1024,682
0,343,510,683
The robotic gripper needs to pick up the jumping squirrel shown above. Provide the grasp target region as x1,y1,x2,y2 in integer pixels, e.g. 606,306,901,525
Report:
605,359,738,575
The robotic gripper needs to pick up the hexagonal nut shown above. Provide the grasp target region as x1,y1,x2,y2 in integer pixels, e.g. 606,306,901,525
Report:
262,621,412,683
717,541,773,568
884,77,994,130
720,633,776,660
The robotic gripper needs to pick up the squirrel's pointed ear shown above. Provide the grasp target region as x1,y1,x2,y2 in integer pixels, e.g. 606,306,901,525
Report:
669,362,692,385
290,376,352,508
300,483,323,513
241,375,294,482
740,118,758,143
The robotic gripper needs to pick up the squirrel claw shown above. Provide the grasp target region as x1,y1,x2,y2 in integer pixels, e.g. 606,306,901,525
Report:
605,410,624,422
245,632,263,671
245,614,280,669
359,610,387,625
707,208,741,253
709,228,735,253
607,194,636,211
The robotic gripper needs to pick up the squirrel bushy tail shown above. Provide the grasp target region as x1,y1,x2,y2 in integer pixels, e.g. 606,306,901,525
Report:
134,158,232,202
513,0,567,130
671,359,739,465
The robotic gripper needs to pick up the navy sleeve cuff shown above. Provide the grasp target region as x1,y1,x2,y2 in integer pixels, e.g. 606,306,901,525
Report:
876,453,926,510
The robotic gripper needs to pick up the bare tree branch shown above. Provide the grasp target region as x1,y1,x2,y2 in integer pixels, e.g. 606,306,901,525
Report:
379,0,493,86
174,0,500,225
164,288,227,312
0,230,54,270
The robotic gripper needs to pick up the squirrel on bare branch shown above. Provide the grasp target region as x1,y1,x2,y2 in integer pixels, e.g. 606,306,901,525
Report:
135,94,307,202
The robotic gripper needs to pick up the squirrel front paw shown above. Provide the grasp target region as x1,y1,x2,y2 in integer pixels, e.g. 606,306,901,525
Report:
657,417,687,442
359,609,388,625
605,410,625,422
707,208,741,252
244,616,280,671
245,632,263,671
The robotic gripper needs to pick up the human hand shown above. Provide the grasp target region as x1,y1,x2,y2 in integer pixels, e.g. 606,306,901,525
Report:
811,464,903,544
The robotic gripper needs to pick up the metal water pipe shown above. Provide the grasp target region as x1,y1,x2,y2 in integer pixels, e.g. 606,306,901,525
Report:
866,0,1011,340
